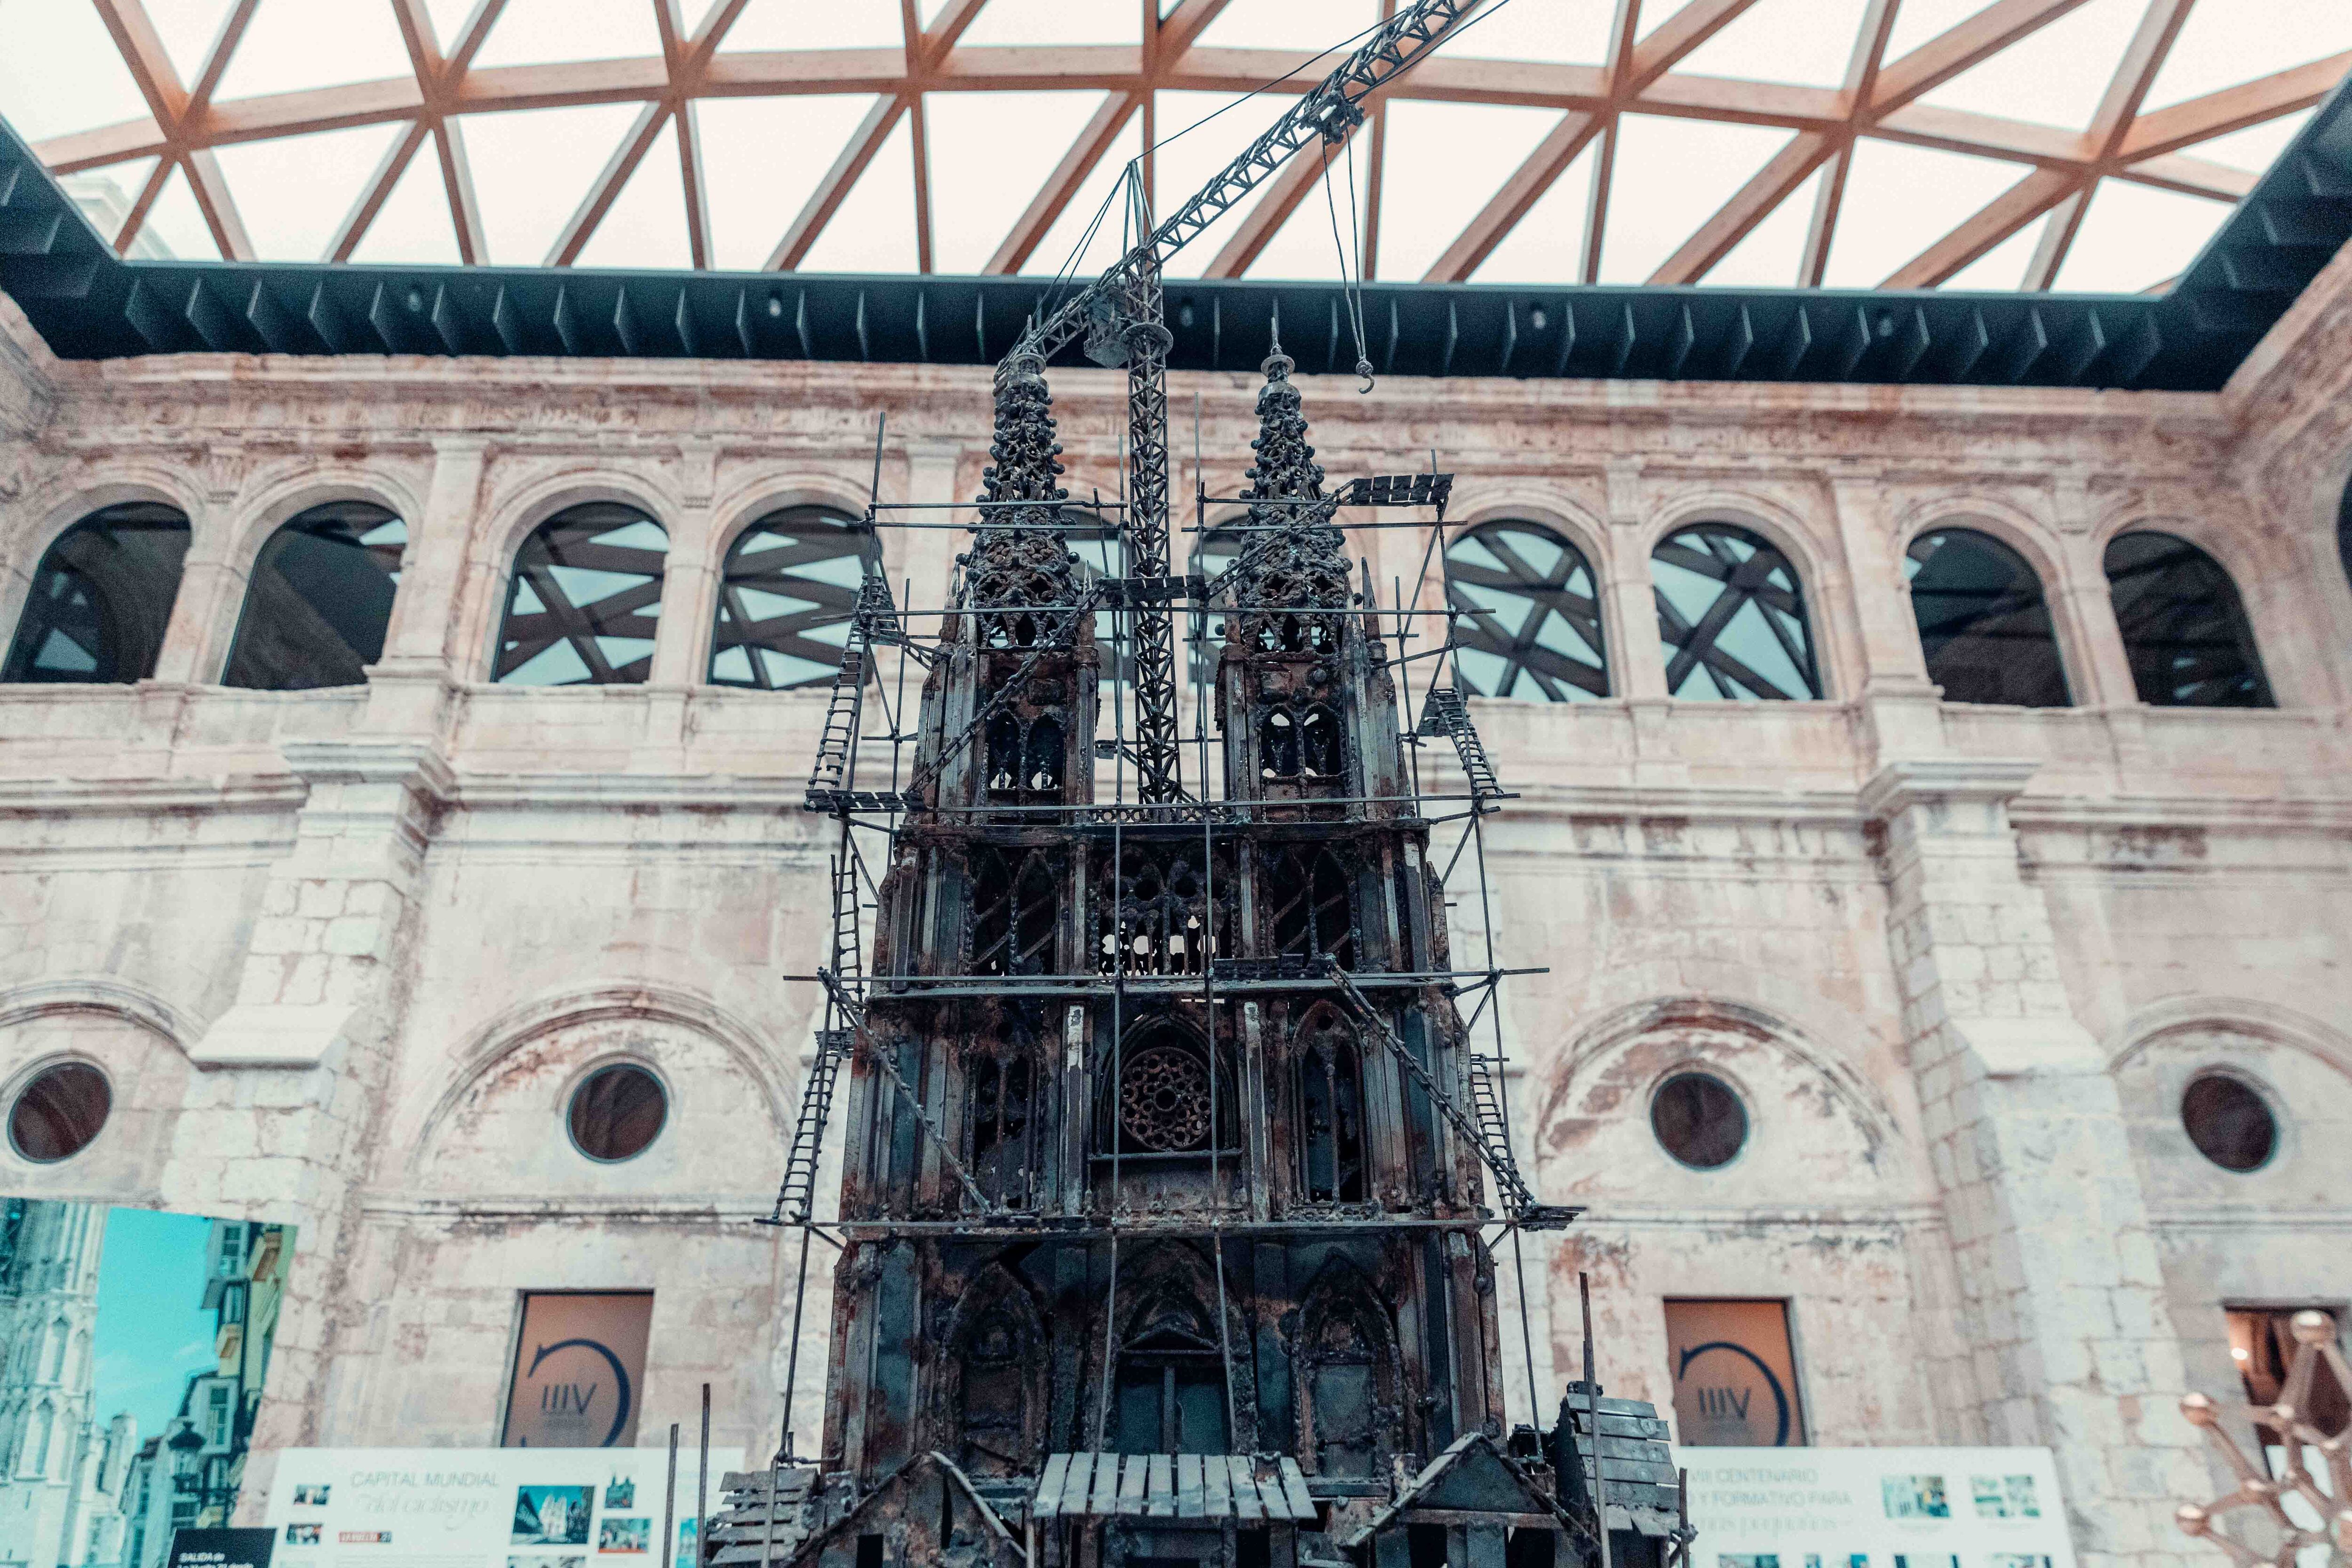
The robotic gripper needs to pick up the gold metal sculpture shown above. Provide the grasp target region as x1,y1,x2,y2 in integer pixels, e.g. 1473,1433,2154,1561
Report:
2176,1309,2352,1568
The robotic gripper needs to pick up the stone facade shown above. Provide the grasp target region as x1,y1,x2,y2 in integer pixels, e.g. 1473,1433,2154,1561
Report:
3,247,2352,1568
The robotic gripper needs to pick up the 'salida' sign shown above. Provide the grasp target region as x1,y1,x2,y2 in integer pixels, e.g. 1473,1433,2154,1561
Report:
501,1291,653,1447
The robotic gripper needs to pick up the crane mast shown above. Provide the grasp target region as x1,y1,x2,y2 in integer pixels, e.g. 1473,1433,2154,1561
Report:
1009,0,1484,804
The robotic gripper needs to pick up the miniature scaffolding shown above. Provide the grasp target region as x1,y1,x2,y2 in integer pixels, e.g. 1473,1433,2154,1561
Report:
703,5,1696,1565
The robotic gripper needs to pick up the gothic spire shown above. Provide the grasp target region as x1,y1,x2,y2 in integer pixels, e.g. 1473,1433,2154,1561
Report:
964,349,1079,642
1235,325,1351,615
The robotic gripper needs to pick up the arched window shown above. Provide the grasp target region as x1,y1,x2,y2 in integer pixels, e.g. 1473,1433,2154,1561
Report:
3,503,190,684
1297,1265,1398,1477
2103,531,2274,707
1097,844,1232,978
2339,475,2352,594
1446,519,1609,700
1257,700,1344,787
1904,528,2070,707
22,1402,52,1478
222,501,406,690
967,1049,1044,1210
709,507,880,689
1112,1286,1230,1455
1266,845,1357,970
493,503,666,686
969,848,1058,977
945,1269,1048,1476
1652,523,1823,700
1295,1008,1366,1204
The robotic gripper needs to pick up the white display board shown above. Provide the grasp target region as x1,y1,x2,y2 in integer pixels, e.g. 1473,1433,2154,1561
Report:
265,1447,746,1568
1678,1447,2077,1568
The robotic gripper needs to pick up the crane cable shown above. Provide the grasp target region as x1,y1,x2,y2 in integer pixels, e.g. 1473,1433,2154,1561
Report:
1322,126,1375,393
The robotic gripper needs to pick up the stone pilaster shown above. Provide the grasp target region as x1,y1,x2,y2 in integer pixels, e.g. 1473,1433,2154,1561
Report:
172,740,447,1497
1828,468,1946,763
1863,758,2202,1568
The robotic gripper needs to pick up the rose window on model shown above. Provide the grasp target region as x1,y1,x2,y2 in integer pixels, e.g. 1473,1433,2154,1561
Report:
1119,1044,1213,1153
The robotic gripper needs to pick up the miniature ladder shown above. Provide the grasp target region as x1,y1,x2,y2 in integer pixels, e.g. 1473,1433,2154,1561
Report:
1320,963,1579,1230
1416,685,1502,807
769,857,862,1224
802,638,867,815
1465,1051,1521,1202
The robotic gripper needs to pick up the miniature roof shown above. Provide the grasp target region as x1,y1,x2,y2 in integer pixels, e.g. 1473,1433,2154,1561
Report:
1333,1431,1589,1548
1032,1451,1317,1522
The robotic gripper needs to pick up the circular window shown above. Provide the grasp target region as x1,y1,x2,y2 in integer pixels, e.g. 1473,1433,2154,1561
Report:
1119,1044,1212,1153
568,1064,668,1162
9,1062,112,1163
2180,1074,2275,1172
1651,1072,1748,1170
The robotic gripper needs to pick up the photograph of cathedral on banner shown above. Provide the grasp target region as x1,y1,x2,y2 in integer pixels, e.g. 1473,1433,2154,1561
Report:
0,1198,295,1568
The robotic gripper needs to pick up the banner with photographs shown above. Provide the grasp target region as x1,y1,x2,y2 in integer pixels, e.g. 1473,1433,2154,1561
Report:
264,1448,744,1568
0,1199,295,1568
1681,1446,2076,1568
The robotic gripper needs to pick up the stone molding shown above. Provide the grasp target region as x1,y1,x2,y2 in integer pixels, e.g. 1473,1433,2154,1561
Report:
401,978,796,1182
2106,994,2352,1079
0,976,199,1053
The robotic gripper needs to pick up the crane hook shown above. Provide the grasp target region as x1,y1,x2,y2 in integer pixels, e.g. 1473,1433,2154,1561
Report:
1355,356,1375,395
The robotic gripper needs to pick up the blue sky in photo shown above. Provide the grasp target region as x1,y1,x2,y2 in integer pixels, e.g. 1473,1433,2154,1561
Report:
90,1207,221,1444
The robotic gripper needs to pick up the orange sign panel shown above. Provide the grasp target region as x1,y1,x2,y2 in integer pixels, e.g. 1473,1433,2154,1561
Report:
1663,1298,1807,1447
502,1291,652,1448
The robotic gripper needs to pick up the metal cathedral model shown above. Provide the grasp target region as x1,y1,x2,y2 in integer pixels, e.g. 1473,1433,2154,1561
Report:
697,8,1693,1566
699,339,1690,1567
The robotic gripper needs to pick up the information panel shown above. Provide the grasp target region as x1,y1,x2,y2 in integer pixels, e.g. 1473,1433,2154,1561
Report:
1679,1446,2077,1568
265,1447,745,1568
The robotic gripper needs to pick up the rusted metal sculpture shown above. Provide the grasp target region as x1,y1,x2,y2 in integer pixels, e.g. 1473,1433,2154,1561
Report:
2176,1309,2352,1568
701,7,1699,1565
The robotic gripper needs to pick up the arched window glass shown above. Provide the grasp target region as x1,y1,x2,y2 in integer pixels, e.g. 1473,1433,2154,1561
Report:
222,501,406,690
1652,523,1823,700
709,506,881,689
3,504,190,684
2338,475,2352,594
493,504,667,686
2103,531,2274,708
1445,520,1608,700
1904,528,2070,707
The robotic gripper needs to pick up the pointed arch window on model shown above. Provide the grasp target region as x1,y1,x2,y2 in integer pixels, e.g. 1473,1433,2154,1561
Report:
985,712,1066,801
1267,844,1358,970
709,506,881,689
1295,1008,1367,1204
967,1042,1046,1210
1446,520,1609,700
493,503,667,686
223,501,407,690
946,1270,1048,1476
1652,523,1824,700
970,847,1059,978
1259,700,1344,786
1112,1285,1231,1456
3,503,190,685
1298,1267,1399,1478
1904,528,2071,707
2103,531,2275,708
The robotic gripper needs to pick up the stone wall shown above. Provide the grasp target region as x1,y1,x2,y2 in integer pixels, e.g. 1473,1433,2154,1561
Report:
1,269,2350,1568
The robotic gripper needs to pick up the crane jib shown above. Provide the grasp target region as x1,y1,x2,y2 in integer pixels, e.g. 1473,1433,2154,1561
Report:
1009,0,1482,367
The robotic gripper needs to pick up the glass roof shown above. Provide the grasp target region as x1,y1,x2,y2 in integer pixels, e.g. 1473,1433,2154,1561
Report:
2,0,2344,297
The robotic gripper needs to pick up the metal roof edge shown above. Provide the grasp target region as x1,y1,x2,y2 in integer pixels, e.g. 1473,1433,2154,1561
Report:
4,81,2350,394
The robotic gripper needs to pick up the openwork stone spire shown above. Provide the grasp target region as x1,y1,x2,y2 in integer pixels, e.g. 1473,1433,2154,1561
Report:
1236,328,1351,615
966,349,1078,644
